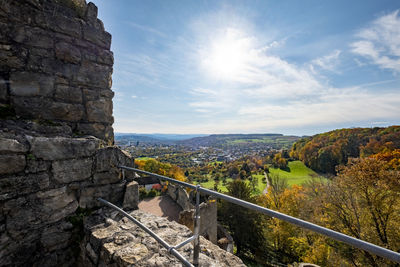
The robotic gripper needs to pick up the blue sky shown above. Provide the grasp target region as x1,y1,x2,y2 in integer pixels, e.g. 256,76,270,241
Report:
91,0,400,135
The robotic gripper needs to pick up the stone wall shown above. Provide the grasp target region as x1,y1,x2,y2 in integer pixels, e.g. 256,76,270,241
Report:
0,0,114,143
0,0,137,265
0,129,135,266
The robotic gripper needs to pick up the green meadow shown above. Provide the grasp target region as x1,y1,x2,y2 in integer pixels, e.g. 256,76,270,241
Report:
269,160,324,186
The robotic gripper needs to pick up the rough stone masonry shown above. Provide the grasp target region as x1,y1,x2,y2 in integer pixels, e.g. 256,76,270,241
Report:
0,0,134,265
0,0,244,266
0,0,114,143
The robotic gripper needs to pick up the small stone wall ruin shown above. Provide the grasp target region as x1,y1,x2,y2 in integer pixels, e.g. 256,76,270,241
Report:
167,183,218,245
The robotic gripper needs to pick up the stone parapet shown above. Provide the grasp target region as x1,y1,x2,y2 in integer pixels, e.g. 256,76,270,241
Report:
79,208,245,267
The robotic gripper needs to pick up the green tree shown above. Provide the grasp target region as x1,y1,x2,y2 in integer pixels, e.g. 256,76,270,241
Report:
218,180,266,260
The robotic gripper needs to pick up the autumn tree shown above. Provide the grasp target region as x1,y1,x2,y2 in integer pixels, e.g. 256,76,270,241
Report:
258,175,307,264
308,158,400,266
290,126,400,173
272,152,288,170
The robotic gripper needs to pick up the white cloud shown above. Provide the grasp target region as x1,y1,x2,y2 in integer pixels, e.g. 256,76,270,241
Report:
351,10,400,73
311,50,341,72
131,95,137,99
190,23,325,112
114,8,400,135
238,88,400,127
186,10,400,132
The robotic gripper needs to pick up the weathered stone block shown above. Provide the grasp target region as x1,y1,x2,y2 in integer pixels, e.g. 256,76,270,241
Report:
48,102,84,121
97,49,114,66
167,184,177,201
10,72,54,97
86,98,113,123
0,78,7,101
85,2,98,25
82,24,111,49
0,173,49,201
54,85,82,103
85,242,99,264
82,88,114,101
46,13,81,38
28,136,99,160
79,182,125,208
26,159,51,173
0,21,10,40
0,138,28,153
93,170,121,185
123,181,139,210
82,49,113,66
12,96,52,119
55,41,81,64
52,157,93,184
13,26,54,49
0,46,26,71
40,223,72,252
36,186,78,223
95,147,133,172
76,60,112,88
0,231,40,266
29,121,73,136
0,154,25,174
77,122,104,137
177,187,193,210
5,187,77,235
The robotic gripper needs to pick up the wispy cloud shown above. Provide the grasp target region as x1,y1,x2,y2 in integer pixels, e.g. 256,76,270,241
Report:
310,49,341,72
127,22,167,38
351,9,400,73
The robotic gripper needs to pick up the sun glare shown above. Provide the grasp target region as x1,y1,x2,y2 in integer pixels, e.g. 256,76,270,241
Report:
201,28,252,80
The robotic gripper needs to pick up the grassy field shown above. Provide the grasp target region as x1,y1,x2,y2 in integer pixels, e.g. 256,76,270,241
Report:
193,161,321,194
194,175,267,194
251,174,267,193
136,157,154,160
269,160,324,186
194,178,234,192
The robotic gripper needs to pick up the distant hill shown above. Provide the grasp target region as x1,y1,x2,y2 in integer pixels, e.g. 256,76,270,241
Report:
114,133,208,145
290,126,400,173
179,134,300,149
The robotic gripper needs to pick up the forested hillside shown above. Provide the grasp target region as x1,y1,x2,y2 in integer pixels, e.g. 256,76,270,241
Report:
290,126,400,173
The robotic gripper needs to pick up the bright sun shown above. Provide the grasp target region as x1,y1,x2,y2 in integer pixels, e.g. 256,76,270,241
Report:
201,28,252,80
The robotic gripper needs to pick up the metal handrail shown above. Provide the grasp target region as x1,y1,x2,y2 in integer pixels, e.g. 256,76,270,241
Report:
119,165,400,264
98,198,195,267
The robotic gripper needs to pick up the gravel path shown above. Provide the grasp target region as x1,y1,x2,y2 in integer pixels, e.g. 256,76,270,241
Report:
138,195,183,222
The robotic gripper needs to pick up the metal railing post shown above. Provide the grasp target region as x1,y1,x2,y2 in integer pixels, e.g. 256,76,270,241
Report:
193,185,201,266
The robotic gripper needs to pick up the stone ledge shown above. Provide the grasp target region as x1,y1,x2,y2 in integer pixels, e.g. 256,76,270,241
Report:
80,209,245,267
